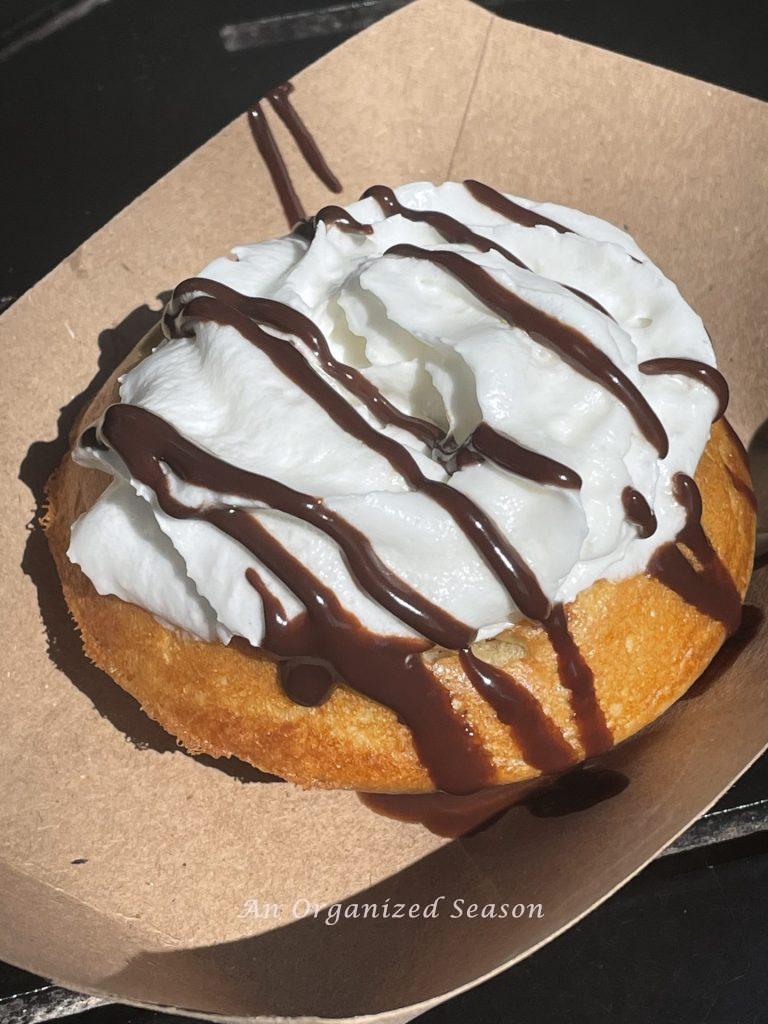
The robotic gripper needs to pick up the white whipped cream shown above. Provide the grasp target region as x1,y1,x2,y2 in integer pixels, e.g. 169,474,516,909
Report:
69,181,717,646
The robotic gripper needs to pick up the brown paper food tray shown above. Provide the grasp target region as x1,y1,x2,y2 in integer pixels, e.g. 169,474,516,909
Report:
1,0,766,1020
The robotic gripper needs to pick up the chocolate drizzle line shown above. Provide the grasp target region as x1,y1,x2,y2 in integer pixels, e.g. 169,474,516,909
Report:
464,178,642,264
649,473,742,635
450,424,582,490
307,205,374,237
386,244,669,458
639,357,729,421
363,185,611,318
248,81,342,229
248,104,305,227
459,650,576,772
77,425,108,452
464,178,576,234
266,83,342,194
622,487,658,539
543,604,613,756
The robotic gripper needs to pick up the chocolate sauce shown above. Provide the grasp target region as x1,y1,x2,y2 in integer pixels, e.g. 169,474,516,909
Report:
363,185,612,318
267,82,342,194
280,661,335,707
521,766,629,817
248,105,305,227
168,290,551,623
459,650,576,772
465,179,642,264
162,279,613,769
649,473,742,634
468,424,582,489
313,205,373,235
359,765,629,837
543,604,613,757
101,404,492,794
622,487,657,538
358,783,534,838
639,357,729,421
464,179,576,235
165,277,442,449
386,244,669,458
363,184,528,268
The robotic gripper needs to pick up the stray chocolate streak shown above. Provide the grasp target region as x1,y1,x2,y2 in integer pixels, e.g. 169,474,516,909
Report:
639,357,729,421
649,473,742,635
267,83,342,194
248,81,342,229
248,105,305,227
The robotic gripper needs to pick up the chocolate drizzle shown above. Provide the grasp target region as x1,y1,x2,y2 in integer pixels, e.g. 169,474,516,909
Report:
465,178,642,264
248,81,342,229
639,357,729,421
166,292,550,622
459,650,576,772
165,277,442,449
77,425,108,452
248,104,305,227
649,473,742,634
464,178,576,234
101,403,492,794
622,487,657,538
386,244,669,458
363,185,612,318
311,205,374,236
543,605,613,757
80,187,743,793
266,83,342,194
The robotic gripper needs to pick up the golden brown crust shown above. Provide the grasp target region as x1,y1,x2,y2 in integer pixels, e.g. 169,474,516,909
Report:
45,374,756,793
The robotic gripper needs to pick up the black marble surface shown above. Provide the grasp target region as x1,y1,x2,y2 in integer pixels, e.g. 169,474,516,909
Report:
2,2,767,1022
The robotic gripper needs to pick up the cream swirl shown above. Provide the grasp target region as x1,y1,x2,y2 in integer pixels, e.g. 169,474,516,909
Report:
69,180,718,649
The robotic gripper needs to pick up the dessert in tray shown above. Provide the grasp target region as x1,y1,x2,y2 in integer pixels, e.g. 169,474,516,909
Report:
45,179,756,795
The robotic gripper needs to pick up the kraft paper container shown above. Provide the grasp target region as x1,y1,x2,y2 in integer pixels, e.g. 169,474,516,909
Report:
1,1,766,1020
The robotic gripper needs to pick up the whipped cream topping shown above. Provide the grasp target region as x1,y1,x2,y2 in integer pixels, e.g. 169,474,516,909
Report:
69,181,718,650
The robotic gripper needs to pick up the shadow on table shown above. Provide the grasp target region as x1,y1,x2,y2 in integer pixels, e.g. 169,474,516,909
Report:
17,293,277,786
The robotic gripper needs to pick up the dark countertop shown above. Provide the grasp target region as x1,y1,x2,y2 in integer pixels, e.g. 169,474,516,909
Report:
2,3,767,1023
